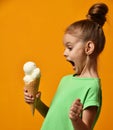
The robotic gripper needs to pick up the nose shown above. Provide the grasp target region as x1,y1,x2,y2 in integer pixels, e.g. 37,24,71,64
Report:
63,49,68,57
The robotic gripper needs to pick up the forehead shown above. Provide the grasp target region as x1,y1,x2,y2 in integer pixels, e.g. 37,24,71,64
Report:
63,33,80,44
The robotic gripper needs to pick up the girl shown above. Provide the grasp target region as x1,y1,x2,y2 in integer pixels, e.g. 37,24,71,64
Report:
24,3,108,130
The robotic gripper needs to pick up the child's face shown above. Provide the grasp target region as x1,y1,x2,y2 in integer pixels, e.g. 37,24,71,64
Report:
63,33,87,75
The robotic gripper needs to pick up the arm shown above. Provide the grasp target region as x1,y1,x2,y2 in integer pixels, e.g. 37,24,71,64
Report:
35,94,49,117
24,89,49,117
69,99,97,130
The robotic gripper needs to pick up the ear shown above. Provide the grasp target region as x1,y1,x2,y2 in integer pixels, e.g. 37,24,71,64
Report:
85,41,95,55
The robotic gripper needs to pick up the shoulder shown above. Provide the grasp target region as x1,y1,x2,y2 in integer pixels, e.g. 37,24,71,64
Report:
60,74,73,81
89,78,101,91
57,74,74,87
84,78,101,97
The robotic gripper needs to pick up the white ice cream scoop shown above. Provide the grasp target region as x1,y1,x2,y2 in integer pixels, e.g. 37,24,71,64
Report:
23,61,36,74
23,61,41,83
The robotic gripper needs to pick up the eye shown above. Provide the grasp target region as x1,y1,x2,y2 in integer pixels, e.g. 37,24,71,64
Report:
68,47,72,51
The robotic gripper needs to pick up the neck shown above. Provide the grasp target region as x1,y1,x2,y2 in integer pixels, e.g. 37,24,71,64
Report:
79,56,99,78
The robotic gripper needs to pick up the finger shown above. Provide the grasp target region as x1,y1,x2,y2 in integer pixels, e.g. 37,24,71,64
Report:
70,105,77,112
36,91,41,98
24,99,34,104
24,88,28,92
24,96,34,103
70,102,83,114
24,95,34,100
73,99,83,107
24,90,34,98
70,106,81,116
71,103,82,111
75,98,82,105
69,110,79,120
76,98,81,102
23,88,30,97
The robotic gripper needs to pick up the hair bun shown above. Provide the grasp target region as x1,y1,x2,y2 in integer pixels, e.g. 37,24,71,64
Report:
87,3,108,26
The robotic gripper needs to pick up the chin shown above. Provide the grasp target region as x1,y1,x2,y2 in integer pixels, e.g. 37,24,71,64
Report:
74,68,81,76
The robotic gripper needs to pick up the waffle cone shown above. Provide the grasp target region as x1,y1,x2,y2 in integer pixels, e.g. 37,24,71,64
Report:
24,77,40,115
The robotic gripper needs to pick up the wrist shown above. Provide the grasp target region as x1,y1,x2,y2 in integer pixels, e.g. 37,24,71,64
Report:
71,116,80,123
36,98,41,107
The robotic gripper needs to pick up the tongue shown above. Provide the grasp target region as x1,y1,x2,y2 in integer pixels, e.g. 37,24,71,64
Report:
73,65,76,70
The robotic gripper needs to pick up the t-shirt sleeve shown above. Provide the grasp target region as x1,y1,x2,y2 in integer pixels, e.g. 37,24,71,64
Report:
83,85,102,110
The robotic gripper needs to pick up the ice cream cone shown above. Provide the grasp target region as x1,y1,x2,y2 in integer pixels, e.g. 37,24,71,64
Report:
23,61,41,115
24,77,40,115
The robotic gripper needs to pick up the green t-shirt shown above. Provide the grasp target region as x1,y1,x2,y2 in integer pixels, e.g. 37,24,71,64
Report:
41,75,102,130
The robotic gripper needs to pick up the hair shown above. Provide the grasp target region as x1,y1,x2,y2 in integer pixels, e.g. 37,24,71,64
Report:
65,3,108,56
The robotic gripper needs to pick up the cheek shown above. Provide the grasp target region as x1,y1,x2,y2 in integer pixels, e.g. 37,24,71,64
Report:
75,50,86,63
70,52,77,61
70,44,86,61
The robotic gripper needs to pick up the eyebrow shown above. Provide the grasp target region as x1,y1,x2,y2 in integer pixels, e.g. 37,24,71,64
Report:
65,42,73,45
66,42,71,44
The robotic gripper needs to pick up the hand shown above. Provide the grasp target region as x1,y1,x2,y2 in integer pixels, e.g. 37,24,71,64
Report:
24,88,41,104
69,98,83,121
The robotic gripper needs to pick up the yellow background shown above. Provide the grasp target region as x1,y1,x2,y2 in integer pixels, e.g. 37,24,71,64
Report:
0,0,113,130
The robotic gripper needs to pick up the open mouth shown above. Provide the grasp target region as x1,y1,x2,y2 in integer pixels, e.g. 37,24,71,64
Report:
67,60,76,70
68,60,75,66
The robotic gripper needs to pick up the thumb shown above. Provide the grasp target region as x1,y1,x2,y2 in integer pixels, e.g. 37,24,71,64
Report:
76,98,81,102
36,91,41,98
